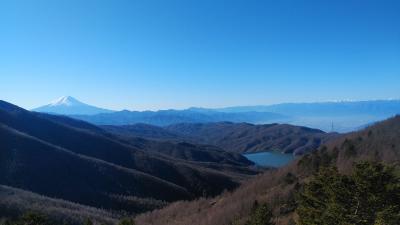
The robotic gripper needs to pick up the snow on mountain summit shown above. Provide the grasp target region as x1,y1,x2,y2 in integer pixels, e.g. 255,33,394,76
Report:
49,96,83,106
33,96,114,115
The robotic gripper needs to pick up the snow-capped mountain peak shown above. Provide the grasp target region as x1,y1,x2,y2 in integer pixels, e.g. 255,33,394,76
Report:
49,96,82,106
33,96,114,115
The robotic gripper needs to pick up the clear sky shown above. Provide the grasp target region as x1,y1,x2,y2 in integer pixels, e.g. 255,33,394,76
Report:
1,0,399,110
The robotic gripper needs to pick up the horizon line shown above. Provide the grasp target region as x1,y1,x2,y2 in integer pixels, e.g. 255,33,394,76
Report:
24,96,400,112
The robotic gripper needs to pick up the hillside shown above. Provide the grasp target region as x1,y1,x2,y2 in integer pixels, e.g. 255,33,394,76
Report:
166,122,337,155
44,117,253,167
0,123,191,208
0,185,118,225
0,100,257,216
103,122,337,155
134,116,400,225
103,123,182,140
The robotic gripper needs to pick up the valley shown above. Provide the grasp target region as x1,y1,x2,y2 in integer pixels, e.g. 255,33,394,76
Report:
1,98,399,225
0,100,257,221
3,1,399,224
134,115,400,225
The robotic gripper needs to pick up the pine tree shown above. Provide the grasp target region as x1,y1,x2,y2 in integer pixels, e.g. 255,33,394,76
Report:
83,218,93,225
246,202,274,225
296,162,400,225
19,212,50,225
118,218,136,225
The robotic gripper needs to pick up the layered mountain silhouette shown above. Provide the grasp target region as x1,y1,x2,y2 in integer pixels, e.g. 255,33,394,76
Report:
72,109,287,126
0,100,256,215
32,98,400,132
215,100,400,132
33,96,114,115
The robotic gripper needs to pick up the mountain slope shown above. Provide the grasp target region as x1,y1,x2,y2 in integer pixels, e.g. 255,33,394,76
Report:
0,100,256,214
33,96,114,115
135,115,400,225
103,123,182,141
41,116,253,168
165,122,337,155
0,185,118,225
102,122,337,155
0,123,191,207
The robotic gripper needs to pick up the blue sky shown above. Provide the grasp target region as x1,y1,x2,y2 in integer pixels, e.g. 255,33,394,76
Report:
1,0,399,110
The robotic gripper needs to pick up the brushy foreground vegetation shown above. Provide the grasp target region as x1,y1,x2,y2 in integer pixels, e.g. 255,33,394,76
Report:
229,162,400,225
0,211,136,225
2,162,398,225
297,162,400,225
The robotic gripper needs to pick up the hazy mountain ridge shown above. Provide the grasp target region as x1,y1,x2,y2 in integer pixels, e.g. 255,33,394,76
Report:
217,100,400,115
71,109,287,126
68,99,400,132
215,100,400,132
32,98,400,132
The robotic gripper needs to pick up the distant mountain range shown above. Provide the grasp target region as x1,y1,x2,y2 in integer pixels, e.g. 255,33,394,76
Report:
32,97,400,132
73,109,287,126
216,100,400,115
33,96,114,115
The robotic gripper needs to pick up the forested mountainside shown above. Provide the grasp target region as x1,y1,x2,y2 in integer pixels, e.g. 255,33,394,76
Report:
104,122,337,155
0,100,257,224
0,185,119,225
135,116,400,225
166,122,338,155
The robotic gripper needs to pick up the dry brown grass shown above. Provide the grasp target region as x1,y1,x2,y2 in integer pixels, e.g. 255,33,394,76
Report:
0,185,118,225
135,167,299,225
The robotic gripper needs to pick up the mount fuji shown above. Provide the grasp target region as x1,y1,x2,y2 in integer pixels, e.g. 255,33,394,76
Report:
33,96,114,115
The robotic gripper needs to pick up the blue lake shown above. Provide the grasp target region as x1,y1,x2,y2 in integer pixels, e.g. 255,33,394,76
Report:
243,151,295,168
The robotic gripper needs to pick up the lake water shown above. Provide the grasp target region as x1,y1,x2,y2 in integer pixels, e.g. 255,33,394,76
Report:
243,151,295,168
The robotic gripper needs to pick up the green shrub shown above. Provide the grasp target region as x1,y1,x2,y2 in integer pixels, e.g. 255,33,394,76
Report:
118,218,135,225
245,201,274,225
